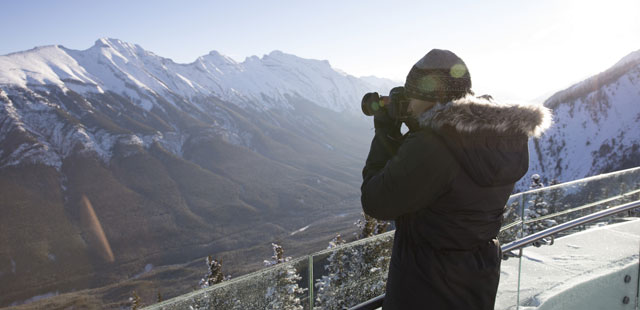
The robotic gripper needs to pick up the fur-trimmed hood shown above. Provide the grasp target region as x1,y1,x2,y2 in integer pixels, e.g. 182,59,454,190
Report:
415,95,551,186
418,95,552,137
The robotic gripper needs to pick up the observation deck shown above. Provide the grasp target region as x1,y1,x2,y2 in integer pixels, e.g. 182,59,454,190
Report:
145,167,640,310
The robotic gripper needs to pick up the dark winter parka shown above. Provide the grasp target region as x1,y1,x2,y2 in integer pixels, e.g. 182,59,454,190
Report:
361,95,551,310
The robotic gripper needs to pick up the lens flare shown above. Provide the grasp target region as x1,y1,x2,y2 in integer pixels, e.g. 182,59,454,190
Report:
450,64,467,78
372,101,380,111
419,75,438,92
81,195,115,263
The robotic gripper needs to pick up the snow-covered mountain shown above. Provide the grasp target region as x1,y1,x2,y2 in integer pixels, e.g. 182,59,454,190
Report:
520,49,640,189
0,38,396,306
0,38,394,113
0,38,395,170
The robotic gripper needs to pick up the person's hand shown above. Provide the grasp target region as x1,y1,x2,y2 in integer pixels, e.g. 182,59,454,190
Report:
374,96,402,139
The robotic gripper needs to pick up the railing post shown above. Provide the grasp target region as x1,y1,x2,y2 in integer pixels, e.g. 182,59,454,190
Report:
516,193,525,310
636,242,639,310
308,255,314,310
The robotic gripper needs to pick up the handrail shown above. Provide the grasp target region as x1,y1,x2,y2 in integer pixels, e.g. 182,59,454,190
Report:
499,188,640,233
501,199,640,253
347,294,385,310
350,199,640,310
523,188,640,226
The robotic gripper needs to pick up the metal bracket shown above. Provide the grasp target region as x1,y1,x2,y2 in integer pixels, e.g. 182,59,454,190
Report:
502,249,522,260
532,235,555,248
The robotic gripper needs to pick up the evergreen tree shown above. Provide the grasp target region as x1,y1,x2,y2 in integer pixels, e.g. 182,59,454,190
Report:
498,199,522,244
315,214,393,308
264,243,287,266
355,213,389,239
315,234,348,309
525,174,556,241
130,291,142,310
316,232,391,309
530,173,544,189
200,255,226,288
264,243,306,310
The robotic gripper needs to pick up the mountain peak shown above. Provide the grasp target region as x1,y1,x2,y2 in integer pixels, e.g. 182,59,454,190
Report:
612,49,640,69
91,37,150,58
198,50,237,66
93,37,130,49
93,38,111,48
263,50,332,69
267,50,287,57
2,44,62,57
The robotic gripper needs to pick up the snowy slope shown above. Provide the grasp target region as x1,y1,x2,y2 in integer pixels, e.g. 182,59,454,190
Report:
519,50,640,190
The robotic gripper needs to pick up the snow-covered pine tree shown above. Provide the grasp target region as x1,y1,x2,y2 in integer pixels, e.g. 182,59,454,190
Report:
314,234,349,310
130,291,142,310
356,233,391,296
200,255,227,288
264,243,287,266
313,213,392,308
498,199,522,244
525,174,557,240
374,220,390,235
355,213,389,239
264,243,306,310
530,173,544,189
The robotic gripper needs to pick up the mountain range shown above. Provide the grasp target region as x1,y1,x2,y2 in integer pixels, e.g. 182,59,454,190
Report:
0,38,394,307
1,38,639,308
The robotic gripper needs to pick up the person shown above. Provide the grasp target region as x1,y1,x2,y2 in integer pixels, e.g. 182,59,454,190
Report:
361,49,551,309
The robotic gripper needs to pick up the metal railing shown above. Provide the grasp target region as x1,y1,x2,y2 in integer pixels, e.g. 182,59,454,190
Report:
349,199,640,310
501,199,640,254
348,294,385,310
145,167,640,310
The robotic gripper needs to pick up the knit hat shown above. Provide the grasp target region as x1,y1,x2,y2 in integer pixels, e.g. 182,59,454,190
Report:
404,49,471,103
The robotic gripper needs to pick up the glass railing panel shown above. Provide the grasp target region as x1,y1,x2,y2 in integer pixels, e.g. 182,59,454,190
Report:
496,253,523,310
520,167,640,238
311,231,394,310
516,217,639,310
495,193,526,310
144,167,640,310
498,193,526,245
146,256,309,310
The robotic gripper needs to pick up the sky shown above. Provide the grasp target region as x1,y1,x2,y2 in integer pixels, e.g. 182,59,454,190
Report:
2,0,639,102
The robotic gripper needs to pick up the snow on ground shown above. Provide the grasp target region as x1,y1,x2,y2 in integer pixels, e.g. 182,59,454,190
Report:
496,219,640,310
289,225,310,236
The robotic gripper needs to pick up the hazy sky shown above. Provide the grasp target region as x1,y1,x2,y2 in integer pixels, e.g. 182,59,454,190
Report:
2,0,639,102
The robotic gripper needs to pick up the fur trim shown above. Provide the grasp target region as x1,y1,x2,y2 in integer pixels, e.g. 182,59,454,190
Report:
417,95,552,137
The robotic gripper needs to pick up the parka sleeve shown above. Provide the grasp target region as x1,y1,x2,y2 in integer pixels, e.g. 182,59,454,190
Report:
361,131,457,220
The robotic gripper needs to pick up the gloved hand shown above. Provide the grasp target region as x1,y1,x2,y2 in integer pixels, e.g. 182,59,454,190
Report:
362,93,404,182
374,107,402,139
363,93,401,139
